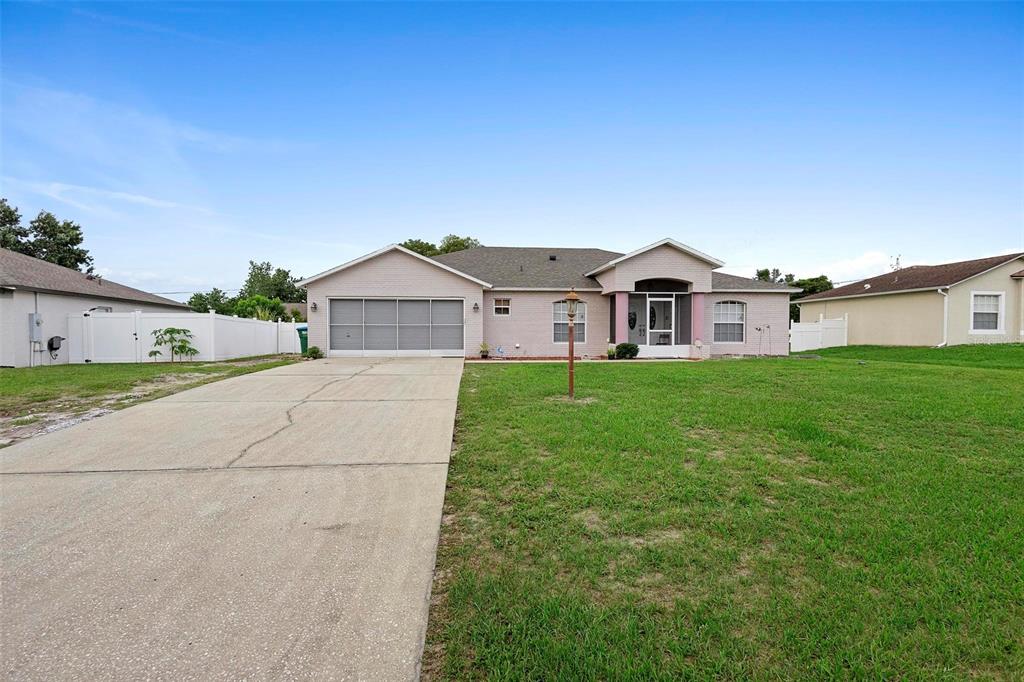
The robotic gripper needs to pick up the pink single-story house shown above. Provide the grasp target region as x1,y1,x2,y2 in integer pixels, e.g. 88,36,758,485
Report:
299,239,799,359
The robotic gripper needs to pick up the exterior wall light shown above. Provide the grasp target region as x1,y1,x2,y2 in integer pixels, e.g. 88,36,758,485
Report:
473,302,480,312
310,302,318,312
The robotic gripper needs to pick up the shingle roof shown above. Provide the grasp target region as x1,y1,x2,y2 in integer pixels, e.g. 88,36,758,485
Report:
1012,269,1024,279
432,246,797,292
710,272,802,292
432,247,621,289
800,252,1024,302
0,248,187,308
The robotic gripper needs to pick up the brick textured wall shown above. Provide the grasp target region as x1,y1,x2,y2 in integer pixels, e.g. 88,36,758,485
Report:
482,290,611,358
703,292,791,356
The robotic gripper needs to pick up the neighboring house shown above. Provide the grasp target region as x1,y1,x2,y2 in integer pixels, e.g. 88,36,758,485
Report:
299,238,799,359
0,248,187,368
798,252,1024,347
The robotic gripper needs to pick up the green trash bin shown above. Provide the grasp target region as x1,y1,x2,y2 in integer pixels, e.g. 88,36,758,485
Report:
298,327,308,354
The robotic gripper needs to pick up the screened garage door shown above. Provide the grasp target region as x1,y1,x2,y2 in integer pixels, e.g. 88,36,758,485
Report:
328,298,464,356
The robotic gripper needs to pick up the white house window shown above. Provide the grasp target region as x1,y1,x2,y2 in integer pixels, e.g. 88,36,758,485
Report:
971,292,1003,333
493,298,511,315
553,300,586,343
713,301,746,343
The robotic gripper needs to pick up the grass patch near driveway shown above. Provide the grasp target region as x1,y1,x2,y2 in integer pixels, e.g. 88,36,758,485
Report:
425,353,1023,679
0,356,298,446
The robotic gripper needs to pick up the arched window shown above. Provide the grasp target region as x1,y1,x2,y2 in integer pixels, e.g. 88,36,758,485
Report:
713,301,745,343
553,300,587,343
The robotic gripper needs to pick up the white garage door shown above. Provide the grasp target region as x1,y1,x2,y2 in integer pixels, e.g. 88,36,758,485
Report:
328,298,464,357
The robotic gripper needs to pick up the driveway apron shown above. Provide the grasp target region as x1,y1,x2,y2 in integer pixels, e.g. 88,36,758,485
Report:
0,357,461,681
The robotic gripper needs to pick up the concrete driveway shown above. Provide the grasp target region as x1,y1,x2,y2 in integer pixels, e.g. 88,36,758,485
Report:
1,357,462,681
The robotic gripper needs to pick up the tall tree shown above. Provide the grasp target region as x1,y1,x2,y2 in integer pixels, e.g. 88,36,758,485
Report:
789,275,833,321
0,198,29,251
757,267,833,321
400,238,440,256
187,287,235,315
233,294,286,321
1,201,92,272
755,267,794,285
401,235,481,256
239,261,305,302
25,211,94,272
437,234,482,254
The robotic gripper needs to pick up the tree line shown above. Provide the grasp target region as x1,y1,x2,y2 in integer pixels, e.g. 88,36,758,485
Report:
754,268,834,321
187,261,307,321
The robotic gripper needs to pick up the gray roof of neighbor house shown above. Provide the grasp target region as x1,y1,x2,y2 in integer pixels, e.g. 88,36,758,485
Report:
800,252,1024,302
432,246,798,292
0,248,187,308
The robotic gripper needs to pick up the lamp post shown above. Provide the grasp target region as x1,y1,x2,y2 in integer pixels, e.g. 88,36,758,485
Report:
565,288,579,399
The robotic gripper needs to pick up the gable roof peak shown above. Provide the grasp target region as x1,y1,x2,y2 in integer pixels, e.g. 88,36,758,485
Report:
584,238,725,277
297,243,492,288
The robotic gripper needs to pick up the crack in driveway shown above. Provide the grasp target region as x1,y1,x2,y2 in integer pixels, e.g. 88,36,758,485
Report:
226,363,378,468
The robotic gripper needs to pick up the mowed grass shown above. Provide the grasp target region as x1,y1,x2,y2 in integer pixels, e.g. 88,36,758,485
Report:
0,356,297,417
425,350,1023,680
810,343,1024,371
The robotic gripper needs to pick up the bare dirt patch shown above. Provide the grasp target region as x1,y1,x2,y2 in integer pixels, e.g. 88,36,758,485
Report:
545,395,597,404
1,371,219,448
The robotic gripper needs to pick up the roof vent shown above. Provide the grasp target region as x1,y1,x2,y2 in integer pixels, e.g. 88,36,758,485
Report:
863,283,871,290
549,254,557,261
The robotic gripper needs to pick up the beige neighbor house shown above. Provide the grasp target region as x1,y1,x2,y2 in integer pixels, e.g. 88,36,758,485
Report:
299,238,799,359
0,247,187,368
798,252,1024,347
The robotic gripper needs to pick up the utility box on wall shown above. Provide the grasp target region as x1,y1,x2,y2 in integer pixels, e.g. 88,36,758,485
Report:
28,313,43,343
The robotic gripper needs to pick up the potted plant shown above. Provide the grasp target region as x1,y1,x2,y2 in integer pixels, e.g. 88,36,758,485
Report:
607,345,616,360
479,342,490,359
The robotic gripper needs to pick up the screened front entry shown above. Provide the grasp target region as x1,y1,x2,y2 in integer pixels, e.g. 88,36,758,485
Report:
328,298,464,356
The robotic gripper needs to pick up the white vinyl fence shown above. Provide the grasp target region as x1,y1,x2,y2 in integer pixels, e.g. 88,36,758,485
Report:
67,310,302,363
790,314,848,352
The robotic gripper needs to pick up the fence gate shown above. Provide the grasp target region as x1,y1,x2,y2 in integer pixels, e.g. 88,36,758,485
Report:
85,312,141,362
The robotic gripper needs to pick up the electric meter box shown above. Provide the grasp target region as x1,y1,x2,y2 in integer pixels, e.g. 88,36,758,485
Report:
28,313,43,343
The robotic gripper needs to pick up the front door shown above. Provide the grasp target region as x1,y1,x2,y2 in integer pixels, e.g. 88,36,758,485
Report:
648,297,673,346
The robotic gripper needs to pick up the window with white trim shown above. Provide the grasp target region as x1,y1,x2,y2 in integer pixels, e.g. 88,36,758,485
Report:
493,298,511,315
971,292,1003,332
713,301,746,343
553,300,586,343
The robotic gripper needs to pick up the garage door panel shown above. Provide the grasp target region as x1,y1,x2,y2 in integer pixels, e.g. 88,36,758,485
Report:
398,325,430,349
330,325,363,350
329,299,362,324
398,300,430,324
364,300,397,324
364,326,398,350
430,300,462,325
430,325,463,350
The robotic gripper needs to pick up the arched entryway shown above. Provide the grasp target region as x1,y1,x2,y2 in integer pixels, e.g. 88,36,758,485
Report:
622,279,694,356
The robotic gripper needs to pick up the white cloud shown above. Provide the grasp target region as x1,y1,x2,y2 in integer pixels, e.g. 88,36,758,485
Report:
721,250,895,284
1,177,216,216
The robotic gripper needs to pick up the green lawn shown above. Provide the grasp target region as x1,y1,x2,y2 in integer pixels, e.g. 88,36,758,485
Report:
425,351,1023,679
0,356,297,417
808,343,1024,371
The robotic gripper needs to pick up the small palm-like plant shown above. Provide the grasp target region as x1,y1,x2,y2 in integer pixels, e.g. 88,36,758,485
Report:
151,327,199,362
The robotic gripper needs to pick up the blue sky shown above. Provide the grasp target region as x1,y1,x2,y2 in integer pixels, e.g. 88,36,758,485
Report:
2,2,1022,299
